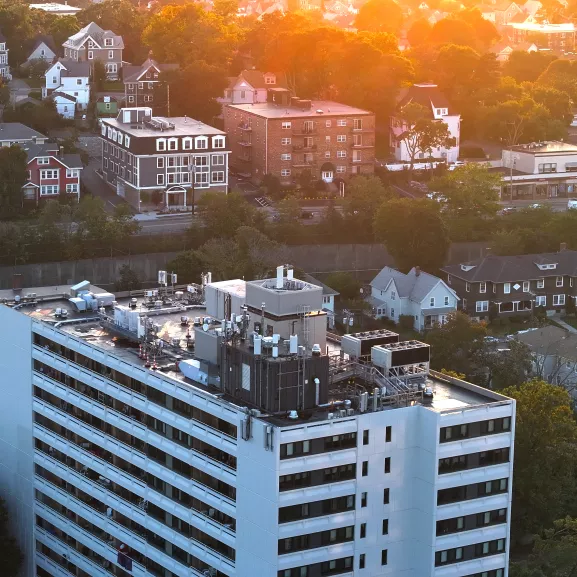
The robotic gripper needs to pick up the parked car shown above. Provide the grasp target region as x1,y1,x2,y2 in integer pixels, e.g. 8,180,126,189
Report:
448,160,466,171
499,207,517,215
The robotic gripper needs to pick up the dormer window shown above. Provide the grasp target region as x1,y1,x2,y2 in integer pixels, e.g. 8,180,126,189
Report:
556,276,563,287
479,282,486,293
536,262,557,270
105,38,113,47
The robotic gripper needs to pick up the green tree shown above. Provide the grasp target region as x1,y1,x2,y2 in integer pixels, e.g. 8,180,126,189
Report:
373,198,449,273
159,62,228,124
273,195,303,241
510,517,577,577
395,102,455,176
430,163,501,218
92,59,107,92
166,249,204,283
425,311,486,379
3,100,65,135
0,145,28,214
354,0,404,34
503,50,558,83
324,272,362,301
115,265,140,291
343,175,393,242
537,59,577,101
481,339,532,389
196,192,265,239
502,380,577,538
0,498,22,577
490,230,526,256
406,18,432,47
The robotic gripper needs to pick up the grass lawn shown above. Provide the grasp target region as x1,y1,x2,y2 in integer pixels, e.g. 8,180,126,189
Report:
486,317,542,336
25,77,44,89
561,316,577,329
103,81,124,92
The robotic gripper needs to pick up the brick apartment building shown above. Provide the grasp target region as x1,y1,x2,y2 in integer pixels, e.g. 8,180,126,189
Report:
224,88,375,185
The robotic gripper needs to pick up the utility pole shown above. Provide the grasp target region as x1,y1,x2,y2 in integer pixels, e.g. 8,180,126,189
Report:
167,83,170,118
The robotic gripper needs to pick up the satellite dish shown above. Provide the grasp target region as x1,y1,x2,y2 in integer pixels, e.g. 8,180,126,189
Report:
202,323,209,332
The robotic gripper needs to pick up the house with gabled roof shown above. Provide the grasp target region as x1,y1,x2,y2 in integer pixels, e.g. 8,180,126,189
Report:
43,58,90,117
25,35,57,66
390,83,461,164
219,69,283,109
62,22,124,79
441,244,577,319
480,0,524,24
123,58,178,111
369,266,458,330
21,141,83,205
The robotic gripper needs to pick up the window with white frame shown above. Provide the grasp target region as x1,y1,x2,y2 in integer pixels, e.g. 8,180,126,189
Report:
536,295,547,307
66,184,79,193
391,291,396,300
108,50,114,59
337,135,346,142
212,136,225,149
556,276,564,287
281,138,291,145
167,174,175,184
325,136,330,143
554,294,566,306
462,298,467,309
105,38,113,47
40,169,58,179
444,296,450,306
337,150,346,158
537,278,545,288
144,95,153,103
212,154,225,166
88,51,93,60
37,157,50,165
354,118,363,130
466,282,470,292
476,301,489,313
117,132,123,145
337,119,346,126
168,157,176,167
523,281,529,292
40,185,58,195
194,156,208,167
281,153,291,161
107,127,113,139
104,158,108,168
195,171,209,185
195,137,208,150
125,136,130,148
479,282,486,293
336,166,346,173
325,120,331,127
168,138,178,151
101,123,107,136
66,169,79,178
183,138,193,151
504,283,511,294
282,122,292,129
156,138,166,151
157,174,164,185
128,96,134,103
281,169,291,177
430,297,435,307
212,171,225,183
572,278,575,287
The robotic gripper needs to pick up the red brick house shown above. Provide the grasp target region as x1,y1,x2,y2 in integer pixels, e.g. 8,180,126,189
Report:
22,143,83,205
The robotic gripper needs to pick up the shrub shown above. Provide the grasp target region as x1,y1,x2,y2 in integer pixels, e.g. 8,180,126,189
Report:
459,145,486,159
399,314,415,331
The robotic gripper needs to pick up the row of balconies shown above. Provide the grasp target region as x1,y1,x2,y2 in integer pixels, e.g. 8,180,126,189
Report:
33,345,238,451
32,401,237,512
33,371,236,482
35,472,235,572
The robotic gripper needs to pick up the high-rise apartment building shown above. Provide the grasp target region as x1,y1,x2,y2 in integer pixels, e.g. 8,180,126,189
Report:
0,269,514,577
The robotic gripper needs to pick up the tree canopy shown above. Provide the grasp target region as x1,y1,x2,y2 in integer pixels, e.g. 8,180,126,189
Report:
0,498,22,577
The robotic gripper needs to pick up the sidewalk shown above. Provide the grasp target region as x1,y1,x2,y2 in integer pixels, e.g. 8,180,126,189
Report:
551,315,577,334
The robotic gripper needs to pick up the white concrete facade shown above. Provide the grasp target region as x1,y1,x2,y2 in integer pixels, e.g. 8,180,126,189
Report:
0,302,513,577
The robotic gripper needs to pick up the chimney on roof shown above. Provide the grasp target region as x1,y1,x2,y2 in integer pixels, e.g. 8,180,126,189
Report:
485,247,491,256
59,146,64,158
561,242,568,252
415,266,420,276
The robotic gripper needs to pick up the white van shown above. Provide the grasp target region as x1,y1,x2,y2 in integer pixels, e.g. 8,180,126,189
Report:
568,199,577,210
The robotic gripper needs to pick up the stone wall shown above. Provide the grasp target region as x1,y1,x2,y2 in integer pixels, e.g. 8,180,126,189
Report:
0,242,488,290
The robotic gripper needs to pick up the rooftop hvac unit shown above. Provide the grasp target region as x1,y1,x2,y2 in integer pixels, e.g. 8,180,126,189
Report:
341,329,399,358
327,413,334,420
346,409,355,416
338,409,346,418
371,340,430,371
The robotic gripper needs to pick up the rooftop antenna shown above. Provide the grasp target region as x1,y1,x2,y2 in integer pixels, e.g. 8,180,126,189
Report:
261,302,266,336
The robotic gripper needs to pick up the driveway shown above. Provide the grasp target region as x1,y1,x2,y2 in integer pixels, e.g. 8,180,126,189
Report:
9,78,31,104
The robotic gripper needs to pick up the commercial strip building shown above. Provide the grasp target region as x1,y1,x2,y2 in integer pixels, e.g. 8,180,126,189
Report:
224,88,375,185
498,141,577,200
0,266,514,577
101,107,229,210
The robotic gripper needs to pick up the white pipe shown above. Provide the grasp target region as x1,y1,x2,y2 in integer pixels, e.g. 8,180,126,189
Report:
276,265,283,289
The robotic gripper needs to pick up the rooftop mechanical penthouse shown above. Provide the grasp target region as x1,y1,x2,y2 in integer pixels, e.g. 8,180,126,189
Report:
0,266,515,577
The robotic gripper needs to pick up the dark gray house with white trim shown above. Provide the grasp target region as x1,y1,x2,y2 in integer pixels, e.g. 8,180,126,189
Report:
100,107,229,211
442,245,577,319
